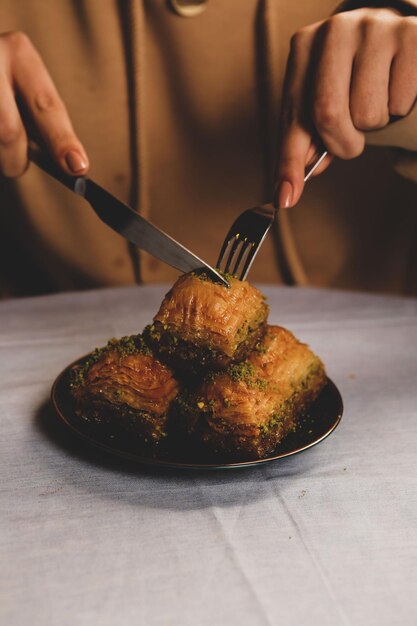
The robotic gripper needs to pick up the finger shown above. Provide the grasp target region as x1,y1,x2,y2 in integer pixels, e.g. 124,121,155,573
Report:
389,19,417,116
350,19,394,130
0,71,27,177
276,26,318,208
5,32,89,174
276,130,333,209
306,143,319,165
312,17,365,159
275,126,312,208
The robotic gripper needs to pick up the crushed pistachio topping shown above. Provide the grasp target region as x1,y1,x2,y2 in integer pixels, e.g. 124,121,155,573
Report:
259,412,284,435
227,362,268,390
228,361,255,383
190,270,237,284
253,340,268,355
71,333,152,387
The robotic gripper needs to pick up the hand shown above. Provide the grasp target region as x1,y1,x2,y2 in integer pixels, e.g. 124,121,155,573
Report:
275,8,417,208
0,31,88,178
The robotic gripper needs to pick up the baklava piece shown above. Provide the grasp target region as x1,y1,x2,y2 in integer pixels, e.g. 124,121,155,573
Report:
146,272,268,371
178,326,326,460
70,335,180,447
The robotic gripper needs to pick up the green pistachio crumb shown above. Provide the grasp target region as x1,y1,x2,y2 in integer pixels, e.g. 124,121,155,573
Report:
227,362,268,390
70,333,152,388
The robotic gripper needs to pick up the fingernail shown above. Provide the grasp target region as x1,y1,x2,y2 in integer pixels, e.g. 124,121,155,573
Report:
65,150,88,174
276,180,293,209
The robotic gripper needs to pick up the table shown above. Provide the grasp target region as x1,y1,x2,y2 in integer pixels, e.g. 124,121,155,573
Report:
1,285,416,626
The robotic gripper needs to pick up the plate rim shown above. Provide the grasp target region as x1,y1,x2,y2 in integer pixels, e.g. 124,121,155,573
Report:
51,355,344,471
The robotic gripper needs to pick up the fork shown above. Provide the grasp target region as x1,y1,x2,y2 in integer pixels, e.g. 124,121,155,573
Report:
216,151,328,281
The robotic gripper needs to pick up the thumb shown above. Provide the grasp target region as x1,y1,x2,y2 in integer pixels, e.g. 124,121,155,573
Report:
274,123,311,209
275,127,333,208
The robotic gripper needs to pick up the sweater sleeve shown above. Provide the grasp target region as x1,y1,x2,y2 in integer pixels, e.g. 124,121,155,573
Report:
336,1,417,16
335,1,417,183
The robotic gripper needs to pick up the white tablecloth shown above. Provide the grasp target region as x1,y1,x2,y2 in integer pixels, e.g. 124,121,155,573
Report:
1,285,416,626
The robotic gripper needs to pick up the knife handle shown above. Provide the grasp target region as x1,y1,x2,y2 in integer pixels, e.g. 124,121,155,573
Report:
28,141,86,196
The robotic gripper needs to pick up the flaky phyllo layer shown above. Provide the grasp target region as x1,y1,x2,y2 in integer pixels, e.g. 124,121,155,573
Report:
71,335,180,446
146,272,269,370
175,326,326,459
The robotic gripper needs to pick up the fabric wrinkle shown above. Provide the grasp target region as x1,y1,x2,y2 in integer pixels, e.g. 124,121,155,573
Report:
192,479,274,626
267,477,352,626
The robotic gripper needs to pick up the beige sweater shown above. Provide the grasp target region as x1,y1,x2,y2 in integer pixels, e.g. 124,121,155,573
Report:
1,0,417,297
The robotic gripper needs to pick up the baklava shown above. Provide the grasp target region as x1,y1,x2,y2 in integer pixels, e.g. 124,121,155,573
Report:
177,326,326,459
146,272,268,371
71,334,180,447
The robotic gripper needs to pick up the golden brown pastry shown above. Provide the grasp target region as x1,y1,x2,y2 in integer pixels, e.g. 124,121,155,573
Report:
146,272,268,371
177,326,326,459
70,335,180,447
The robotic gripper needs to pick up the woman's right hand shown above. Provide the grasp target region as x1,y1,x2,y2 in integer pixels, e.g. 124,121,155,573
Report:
275,8,417,209
0,31,88,178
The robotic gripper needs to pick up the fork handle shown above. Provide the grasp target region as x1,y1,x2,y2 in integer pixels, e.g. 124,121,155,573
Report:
303,150,328,182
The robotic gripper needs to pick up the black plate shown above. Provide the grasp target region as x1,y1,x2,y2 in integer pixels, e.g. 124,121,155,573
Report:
51,355,343,470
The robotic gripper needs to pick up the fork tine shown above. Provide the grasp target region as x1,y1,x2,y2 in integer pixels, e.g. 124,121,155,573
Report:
223,235,241,274
216,236,232,270
216,209,250,269
238,242,257,281
231,239,251,276
217,204,275,280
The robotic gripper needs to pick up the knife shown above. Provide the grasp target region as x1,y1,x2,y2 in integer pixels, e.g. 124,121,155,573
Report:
28,144,229,287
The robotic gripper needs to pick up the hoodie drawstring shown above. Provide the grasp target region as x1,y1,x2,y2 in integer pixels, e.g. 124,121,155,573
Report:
119,0,149,283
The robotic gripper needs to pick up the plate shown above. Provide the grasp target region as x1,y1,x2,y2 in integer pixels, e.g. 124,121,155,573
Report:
51,355,343,470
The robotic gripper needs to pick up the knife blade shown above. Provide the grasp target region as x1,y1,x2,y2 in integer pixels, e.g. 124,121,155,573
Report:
28,145,229,287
